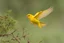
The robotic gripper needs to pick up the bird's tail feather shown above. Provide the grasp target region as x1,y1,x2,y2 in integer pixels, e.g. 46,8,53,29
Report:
41,22,46,27
39,22,46,28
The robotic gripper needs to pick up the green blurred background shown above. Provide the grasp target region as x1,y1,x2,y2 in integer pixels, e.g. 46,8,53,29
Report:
0,0,64,43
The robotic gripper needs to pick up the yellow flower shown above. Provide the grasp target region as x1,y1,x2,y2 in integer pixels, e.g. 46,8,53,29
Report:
27,7,53,28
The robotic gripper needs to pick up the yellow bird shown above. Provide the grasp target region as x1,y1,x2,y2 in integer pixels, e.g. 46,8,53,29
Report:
27,7,53,28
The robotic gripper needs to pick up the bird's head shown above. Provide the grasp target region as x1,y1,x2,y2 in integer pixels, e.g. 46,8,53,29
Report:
27,14,33,18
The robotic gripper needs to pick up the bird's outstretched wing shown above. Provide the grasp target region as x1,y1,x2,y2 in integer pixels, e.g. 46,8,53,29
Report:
34,7,53,20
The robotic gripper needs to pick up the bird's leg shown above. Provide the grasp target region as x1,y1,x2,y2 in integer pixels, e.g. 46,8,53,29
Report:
30,22,33,24
30,21,37,26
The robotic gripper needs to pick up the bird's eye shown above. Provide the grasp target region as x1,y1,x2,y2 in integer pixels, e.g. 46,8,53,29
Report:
27,14,31,17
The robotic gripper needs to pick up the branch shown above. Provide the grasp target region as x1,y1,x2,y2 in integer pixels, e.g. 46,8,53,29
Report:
39,40,43,43
0,30,16,37
22,27,27,39
0,30,20,43
22,27,31,43
27,40,30,43
11,33,20,43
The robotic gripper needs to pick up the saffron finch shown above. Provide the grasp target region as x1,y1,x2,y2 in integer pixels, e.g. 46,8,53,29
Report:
27,7,53,28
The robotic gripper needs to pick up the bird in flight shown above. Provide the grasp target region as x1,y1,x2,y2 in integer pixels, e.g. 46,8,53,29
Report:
27,7,53,28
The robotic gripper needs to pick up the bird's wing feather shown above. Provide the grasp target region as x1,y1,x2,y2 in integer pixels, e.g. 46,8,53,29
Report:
34,7,53,20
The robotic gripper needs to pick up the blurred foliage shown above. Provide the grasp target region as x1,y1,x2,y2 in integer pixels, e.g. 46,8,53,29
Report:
0,12,16,34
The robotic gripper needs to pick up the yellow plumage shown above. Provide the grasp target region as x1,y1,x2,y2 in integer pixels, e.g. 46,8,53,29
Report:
27,7,53,28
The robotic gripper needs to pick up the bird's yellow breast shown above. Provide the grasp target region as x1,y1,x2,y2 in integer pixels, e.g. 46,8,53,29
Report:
31,17,40,24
